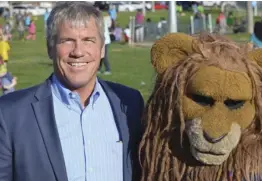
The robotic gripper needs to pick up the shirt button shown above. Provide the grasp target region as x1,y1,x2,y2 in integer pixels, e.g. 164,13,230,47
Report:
69,93,76,99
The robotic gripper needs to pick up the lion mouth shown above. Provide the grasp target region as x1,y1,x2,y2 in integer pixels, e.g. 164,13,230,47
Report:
193,146,225,156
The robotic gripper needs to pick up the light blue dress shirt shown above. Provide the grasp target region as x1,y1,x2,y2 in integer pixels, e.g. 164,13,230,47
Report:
50,75,123,181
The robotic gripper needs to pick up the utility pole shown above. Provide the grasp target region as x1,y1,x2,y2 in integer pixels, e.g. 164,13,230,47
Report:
168,1,177,32
152,1,155,13
9,2,13,18
142,1,146,16
247,1,254,34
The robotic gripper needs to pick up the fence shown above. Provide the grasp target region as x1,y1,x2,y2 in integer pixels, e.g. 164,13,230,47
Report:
128,14,215,45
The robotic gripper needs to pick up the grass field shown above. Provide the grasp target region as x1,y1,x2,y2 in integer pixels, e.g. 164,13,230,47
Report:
5,10,251,101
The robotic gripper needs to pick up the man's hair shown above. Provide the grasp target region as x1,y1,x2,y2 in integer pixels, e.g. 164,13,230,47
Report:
46,1,105,60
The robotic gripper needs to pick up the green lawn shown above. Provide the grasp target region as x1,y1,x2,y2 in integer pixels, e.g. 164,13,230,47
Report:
5,10,252,101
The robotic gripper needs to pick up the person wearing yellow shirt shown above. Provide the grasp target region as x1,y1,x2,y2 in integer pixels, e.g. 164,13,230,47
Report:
0,55,16,95
0,35,10,62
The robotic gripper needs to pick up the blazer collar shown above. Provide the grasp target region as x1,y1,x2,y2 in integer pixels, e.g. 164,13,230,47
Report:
32,76,68,181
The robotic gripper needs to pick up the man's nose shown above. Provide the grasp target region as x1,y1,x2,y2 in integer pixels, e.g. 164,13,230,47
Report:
71,42,84,57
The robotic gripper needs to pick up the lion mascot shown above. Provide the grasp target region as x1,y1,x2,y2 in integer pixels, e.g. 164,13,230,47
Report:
139,32,262,181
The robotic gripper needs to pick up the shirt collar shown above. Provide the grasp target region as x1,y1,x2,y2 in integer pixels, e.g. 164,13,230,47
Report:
51,74,100,107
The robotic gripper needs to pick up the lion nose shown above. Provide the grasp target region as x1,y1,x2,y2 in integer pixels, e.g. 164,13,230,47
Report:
203,131,227,143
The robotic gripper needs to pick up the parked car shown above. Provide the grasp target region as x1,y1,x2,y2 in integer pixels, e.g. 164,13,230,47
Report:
176,1,195,11
117,2,152,12
13,5,46,16
94,1,110,11
200,1,239,13
154,2,168,10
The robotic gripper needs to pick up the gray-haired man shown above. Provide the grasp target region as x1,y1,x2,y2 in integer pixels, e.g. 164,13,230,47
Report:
0,2,144,181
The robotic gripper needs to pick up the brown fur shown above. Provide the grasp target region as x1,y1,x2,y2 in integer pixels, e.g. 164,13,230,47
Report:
139,32,262,181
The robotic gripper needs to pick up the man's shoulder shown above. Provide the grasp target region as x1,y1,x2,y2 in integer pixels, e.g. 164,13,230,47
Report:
100,80,144,109
0,82,44,108
102,80,141,97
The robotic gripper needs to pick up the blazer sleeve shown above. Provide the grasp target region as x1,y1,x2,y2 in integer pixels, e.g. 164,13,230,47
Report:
0,108,13,181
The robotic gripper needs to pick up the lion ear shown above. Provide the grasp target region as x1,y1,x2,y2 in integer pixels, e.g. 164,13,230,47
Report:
248,48,262,67
151,33,194,74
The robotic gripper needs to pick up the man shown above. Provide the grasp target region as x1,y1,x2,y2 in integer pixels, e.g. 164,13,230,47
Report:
0,2,144,181
98,15,112,75
43,8,50,35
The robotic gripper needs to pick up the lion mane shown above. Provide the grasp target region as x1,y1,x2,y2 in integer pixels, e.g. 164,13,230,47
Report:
139,32,262,181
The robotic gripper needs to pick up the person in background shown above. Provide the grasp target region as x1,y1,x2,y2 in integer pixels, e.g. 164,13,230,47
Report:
250,20,262,48
3,8,10,21
233,17,246,34
17,19,25,40
135,9,144,25
215,11,227,34
15,10,23,27
197,2,205,15
123,25,131,43
26,20,36,40
2,22,12,41
24,13,31,28
98,16,112,75
44,8,50,34
0,55,17,95
157,17,167,37
176,3,185,16
192,2,198,15
113,23,122,42
0,35,10,63
108,5,117,30
135,9,144,42
227,11,234,30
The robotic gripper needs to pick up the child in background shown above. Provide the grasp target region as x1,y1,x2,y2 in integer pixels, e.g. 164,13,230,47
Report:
26,20,36,40
123,25,130,43
17,20,25,40
0,55,17,95
2,22,12,41
0,35,10,63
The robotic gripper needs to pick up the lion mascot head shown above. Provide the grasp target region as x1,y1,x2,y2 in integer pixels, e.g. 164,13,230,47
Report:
139,32,262,181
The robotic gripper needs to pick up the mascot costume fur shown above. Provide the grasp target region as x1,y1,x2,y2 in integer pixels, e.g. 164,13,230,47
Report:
139,32,262,181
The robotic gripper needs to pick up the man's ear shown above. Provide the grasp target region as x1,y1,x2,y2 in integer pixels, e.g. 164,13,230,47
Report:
101,44,105,59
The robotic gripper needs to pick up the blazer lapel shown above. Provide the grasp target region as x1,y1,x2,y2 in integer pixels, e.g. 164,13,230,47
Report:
98,79,128,143
99,79,131,180
32,79,68,181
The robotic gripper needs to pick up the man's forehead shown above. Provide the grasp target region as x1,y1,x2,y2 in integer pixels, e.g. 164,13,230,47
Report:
59,17,97,29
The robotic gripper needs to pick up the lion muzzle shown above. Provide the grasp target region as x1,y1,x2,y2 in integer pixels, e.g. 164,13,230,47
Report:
185,118,241,165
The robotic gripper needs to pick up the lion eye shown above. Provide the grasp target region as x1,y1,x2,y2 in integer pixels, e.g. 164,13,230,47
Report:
189,94,215,106
224,99,245,110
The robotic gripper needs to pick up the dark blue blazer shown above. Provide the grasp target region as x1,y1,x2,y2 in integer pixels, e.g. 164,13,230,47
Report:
0,77,144,181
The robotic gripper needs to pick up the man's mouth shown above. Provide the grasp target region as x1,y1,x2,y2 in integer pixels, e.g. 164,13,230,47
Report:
67,62,88,67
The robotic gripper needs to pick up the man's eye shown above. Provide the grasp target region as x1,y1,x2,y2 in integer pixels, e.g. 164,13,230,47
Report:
189,94,215,106
60,39,72,44
224,99,245,110
84,39,95,43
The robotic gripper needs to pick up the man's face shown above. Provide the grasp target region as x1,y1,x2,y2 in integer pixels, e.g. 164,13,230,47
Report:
54,17,104,90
